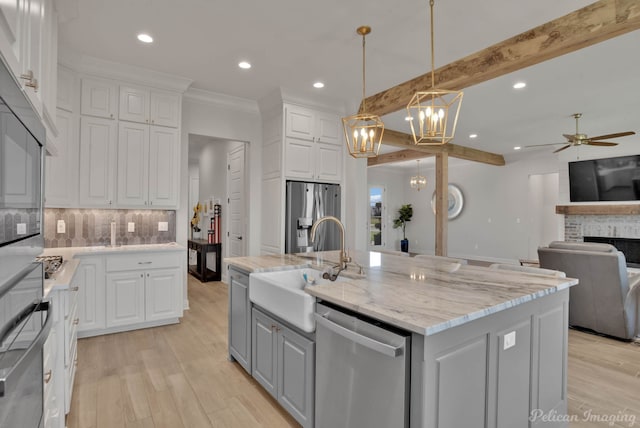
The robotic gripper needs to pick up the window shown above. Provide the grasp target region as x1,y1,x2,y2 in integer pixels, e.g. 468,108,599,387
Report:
369,186,384,248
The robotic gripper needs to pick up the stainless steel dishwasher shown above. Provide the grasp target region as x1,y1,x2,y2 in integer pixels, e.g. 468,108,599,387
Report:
314,302,411,428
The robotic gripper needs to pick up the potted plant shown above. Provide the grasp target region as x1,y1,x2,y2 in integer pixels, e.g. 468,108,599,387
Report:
393,204,413,252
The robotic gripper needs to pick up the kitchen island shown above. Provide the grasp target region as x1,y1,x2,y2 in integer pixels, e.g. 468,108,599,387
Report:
226,251,578,428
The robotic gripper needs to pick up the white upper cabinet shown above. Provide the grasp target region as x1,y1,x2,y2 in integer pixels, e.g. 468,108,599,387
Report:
0,0,58,130
119,85,180,128
117,122,149,207
119,85,149,124
80,77,118,119
0,0,27,77
78,116,117,207
56,66,75,112
117,122,178,208
148,126,179,207
44,109,78,207
150,91,180,127
284,105,343,182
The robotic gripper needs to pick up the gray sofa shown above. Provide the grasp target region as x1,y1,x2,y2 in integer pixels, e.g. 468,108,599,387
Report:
538,241,640,340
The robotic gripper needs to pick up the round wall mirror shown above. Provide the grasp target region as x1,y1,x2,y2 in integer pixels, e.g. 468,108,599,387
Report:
431,184,464,220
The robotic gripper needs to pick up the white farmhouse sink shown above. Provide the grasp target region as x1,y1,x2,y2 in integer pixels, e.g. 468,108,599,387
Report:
249,268,343,333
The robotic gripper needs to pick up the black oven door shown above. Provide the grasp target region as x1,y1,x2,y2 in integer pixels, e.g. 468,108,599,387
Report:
0,262,51,428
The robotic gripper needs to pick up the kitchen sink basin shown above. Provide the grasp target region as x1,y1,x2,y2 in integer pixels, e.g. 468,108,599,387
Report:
249,267,345,333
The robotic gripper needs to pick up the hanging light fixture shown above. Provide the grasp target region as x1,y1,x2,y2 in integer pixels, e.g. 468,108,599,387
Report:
410,159,427,191
406,0,463,145
343,26,385,158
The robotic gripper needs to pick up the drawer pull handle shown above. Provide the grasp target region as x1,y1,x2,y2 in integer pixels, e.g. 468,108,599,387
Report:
138,262,152,265
73,318,79,325
71,286,79,292
44,370,52,384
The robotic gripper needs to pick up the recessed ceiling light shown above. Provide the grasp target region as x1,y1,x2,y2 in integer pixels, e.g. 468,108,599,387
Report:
405,116,413,121
313,82,325,89
513,82,527,89
514,146,522,150
137,33,153,43
238,61,251,69
469,133,478,139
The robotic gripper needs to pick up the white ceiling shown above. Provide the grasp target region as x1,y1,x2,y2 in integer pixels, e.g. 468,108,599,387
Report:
57,0,640,167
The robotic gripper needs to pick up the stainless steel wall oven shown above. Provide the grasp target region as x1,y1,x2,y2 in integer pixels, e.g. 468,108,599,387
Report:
0,54,47,427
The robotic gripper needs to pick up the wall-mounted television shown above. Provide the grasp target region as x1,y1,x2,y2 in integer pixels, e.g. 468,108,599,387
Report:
569,154,640,202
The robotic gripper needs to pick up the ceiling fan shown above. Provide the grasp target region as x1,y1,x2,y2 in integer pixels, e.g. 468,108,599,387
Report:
526,113,636,153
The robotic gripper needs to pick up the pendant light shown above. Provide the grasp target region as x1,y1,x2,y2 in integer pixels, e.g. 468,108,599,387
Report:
343,26,385,158
410,159,427,191
406,0,463,145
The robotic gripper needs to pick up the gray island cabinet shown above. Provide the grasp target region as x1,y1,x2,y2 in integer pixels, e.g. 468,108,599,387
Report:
226,252,577,428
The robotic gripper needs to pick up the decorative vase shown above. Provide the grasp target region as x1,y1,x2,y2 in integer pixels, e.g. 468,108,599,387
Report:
401,239,409,253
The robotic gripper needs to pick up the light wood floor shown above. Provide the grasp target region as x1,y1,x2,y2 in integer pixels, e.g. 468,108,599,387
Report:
67,275,640,428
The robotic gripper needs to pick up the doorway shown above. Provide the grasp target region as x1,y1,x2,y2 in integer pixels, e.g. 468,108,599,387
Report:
188,135,249,274
528,172,562,259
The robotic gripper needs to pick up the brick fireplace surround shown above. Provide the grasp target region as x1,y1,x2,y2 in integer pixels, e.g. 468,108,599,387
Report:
562,210,640,267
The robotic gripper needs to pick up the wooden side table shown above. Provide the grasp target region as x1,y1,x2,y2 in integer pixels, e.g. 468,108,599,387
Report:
188,239,222,282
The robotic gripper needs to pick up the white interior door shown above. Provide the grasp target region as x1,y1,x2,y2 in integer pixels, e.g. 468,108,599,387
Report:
227,145,246,257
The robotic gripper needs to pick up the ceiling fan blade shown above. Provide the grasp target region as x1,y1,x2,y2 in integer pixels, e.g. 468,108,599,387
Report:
562,134,576,141
585,141,618,147
587,131,636,140
523,142,567,148
553,145,572,153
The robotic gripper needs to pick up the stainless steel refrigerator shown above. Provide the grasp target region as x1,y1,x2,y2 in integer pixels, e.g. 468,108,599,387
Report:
285,181,341,254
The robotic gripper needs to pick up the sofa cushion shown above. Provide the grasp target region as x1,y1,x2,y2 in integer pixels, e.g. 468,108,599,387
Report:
548,241,617,253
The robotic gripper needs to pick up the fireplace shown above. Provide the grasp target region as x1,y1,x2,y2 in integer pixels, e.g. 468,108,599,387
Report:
583,236,640,268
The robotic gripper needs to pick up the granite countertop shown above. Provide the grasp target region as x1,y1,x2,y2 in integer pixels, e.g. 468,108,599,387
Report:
225,250,578,336
42,242,186,297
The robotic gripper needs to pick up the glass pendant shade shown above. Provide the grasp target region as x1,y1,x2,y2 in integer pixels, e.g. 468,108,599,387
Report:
410,159,427,190
343,26,385,158
407,0,463,146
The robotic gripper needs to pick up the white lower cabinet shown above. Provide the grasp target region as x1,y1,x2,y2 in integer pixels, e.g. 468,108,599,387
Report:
104,252,183,331
252,307,315,428
76,257,106,335
105,271,146,328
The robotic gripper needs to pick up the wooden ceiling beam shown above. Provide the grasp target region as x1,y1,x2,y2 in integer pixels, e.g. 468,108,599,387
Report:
367,149,433,167
360,0,640,117
369,129,505,166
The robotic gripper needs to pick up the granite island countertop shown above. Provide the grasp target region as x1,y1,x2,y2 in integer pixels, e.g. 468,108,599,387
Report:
225,250,578,336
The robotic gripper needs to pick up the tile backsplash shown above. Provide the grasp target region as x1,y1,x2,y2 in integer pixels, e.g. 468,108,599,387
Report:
1,208,40,243
44,209,176,248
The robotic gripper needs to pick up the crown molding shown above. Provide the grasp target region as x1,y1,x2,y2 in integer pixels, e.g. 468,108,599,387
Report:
58,48,193,92
183,88,259,114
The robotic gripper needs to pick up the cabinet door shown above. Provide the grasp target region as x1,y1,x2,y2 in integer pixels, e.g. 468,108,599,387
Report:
56,66,74,112
285,106,314,141
117,122,149,207
228,267,251,374
79,117,117,207
277,324,315,427
145,267,181,322
315,111,341,145
1,110,37,207
45,109,78,207
80,78,117,119
284,137,314,180
76,258,106,333
148,126,178,207
150,91,179,128
0,0,26,77
316,142,343,182
105,272,145,328
252,308,277,399
119,85,149,124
